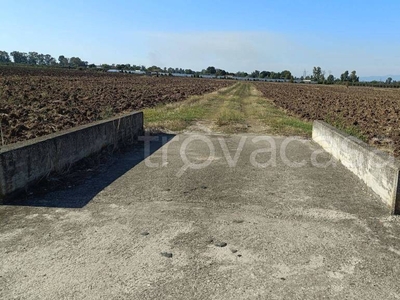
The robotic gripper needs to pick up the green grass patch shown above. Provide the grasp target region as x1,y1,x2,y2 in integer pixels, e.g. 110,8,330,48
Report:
247,91,312,136
216,109,245,126
143,97,212,131
280,118,313,133
217,83,241,96
325,115,367,142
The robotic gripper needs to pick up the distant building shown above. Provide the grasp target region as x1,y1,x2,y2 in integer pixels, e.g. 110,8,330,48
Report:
301,80,317,84
106,69,146,75
199,75,216,79
131,70,146,75
171,73,193,77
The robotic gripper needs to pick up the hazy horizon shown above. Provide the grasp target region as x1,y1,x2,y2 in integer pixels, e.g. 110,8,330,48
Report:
1,0,399,78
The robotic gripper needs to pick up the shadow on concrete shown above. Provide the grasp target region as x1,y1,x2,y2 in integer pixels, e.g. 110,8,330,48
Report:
2,133,175,208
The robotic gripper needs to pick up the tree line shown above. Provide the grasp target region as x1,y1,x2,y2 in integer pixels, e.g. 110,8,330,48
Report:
0,50,397,85
298,67,361,84
0,50,91,68
0,50,293,79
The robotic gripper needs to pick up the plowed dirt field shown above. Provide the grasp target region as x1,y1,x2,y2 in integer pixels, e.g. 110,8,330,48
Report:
0,66,233,144
255,82,400,156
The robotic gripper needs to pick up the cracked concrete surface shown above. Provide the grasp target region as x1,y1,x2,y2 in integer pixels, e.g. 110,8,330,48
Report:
1,134,400,299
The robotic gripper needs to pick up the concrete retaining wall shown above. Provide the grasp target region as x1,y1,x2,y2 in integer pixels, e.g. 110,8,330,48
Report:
312,120,400,214
0,112,143,199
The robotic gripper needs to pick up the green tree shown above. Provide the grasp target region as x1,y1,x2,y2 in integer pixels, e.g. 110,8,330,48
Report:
312,66,325,83
251,70,260,78
148,65,162,72
37,53,45,65
69,57,80,67
281,70,292,80
69,57,87,68
44,54,56,66
386,77,393,84
10,51,28,64
235,71,248,77
0,51,11,63
326,74,335,84
349,70,359,82
216,69,226,76
259,71,271,78
206,66,216,74
27,52,39,65
129,64,138,70
101,64,111,70
58,55,69,66
270,71,275,79
270,72,281,79
340,70,349,82
116,64,126,70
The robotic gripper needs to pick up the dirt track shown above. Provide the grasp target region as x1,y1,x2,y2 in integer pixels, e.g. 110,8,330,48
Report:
144,83,311,136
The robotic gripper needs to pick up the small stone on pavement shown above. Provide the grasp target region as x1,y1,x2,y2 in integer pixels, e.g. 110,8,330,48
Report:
161,252,173,258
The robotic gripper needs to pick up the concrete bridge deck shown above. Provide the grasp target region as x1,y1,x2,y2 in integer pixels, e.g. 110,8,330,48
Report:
1,133,400,299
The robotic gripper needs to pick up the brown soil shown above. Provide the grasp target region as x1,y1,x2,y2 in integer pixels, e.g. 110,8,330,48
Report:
254,82,400,156
0,66,233,145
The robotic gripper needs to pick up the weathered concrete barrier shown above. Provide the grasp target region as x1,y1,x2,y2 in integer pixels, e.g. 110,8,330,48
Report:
312,120,400,214
0,112,143,200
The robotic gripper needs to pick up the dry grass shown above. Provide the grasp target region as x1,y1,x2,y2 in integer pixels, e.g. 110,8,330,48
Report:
144,82,312,136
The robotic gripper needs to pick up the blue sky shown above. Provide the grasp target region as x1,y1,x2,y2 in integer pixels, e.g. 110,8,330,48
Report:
1,0,400,77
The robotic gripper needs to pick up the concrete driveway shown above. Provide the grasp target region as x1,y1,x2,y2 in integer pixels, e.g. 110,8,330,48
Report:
1,133,400,299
